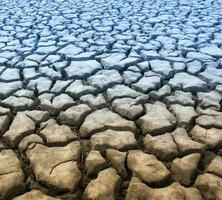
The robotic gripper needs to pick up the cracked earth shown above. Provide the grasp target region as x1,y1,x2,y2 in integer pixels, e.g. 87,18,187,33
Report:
0,0,222,199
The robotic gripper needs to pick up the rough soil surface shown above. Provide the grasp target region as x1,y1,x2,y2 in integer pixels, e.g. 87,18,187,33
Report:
0,0,222,199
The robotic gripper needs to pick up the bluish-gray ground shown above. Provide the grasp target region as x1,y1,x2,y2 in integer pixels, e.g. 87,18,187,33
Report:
0,0,222,199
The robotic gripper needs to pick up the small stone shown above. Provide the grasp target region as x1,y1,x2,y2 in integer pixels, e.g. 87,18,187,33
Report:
168,72,207,92
26,142,82,191
123,71,141,85
100,53,126,70
0,81,22,98
191,125,222,149
0,142,5,149
87,70,123,90
80,108,136,137
65,60,102,79
149,60,174,78
196,106,222,116
112,98,144,120
0,115,10,135
1,96,34,111
50,80,72,94
66,80,97,98
23,68,40,80
199,66,222,86
132,76,161,93
0,150,25,199
187,51,214,62
143,133,178,161
38,93,54,105
106,85,142,101
164,90,195,106
40,119,77,145
24,110,50,124
0,68,20,81
205,155,222,178
85,150,107,176
172,128,206,156
195,173,222,200
173,62,186,72
0,106,10,115
169,104,197,128
14,89,34,99
58,104,91,126
186,60,203,75
80,94,107,109
45,94,75,114
29,77,52,94
35,45,58,54
39,67,61,80
216,85,222,94
125,177,152,200
58,44,83,59
58,94,77,111
141,50,161,60
137,61,150,71
18,134,44,151
150,85,171,100
126,177,203,200
200,45,222,57
3,113,35,147
106,149,127,177
127,150,170,184
185,187,204,200
197,91,221,111
196,115,222,128
83,168,121,200
137,101,176,135
13,190,60,200
91,130,137,151
71,51,97,60
171,153,201,186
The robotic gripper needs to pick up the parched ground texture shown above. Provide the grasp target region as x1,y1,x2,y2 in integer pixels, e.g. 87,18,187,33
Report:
0,0,222,199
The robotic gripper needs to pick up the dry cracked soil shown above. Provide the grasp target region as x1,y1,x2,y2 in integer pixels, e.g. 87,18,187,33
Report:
0,0,222,199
